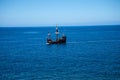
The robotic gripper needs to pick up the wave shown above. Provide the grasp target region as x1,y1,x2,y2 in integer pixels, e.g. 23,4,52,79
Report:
0,40,23,42
23,31,39,34
67,40,120,44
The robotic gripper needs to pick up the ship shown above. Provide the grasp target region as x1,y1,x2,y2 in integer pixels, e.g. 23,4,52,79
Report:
46,25,66,44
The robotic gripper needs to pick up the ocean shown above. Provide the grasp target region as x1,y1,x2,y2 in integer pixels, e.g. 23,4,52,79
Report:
0,25,120,80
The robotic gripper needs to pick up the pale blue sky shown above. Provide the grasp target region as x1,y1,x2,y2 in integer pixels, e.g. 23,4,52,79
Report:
0,0,120,27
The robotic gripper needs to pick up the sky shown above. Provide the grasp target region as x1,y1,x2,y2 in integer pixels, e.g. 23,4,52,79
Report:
0,0,120,27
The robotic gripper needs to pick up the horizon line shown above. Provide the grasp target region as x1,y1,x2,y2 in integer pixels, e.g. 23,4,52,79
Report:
0,24,120,27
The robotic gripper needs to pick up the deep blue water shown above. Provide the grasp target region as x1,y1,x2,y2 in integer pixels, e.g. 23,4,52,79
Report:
0,25,120,80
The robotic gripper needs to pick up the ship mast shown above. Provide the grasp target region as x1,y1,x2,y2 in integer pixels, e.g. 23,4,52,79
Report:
47,32,51,39
55,24,59,41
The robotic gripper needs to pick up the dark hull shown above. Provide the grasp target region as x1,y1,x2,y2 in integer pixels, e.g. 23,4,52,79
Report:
48,40,66,44
47,36,66,44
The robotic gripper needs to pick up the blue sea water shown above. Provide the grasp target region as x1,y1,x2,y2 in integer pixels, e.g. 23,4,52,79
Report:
0,25,120,80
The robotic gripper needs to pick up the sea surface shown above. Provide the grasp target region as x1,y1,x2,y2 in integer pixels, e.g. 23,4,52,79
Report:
0,25,120,80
